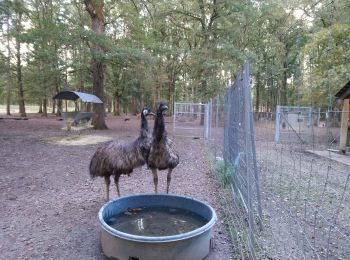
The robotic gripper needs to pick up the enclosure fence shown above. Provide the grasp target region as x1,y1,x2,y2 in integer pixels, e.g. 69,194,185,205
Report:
206,62,350,259
254,111,350,259
207,61,263,259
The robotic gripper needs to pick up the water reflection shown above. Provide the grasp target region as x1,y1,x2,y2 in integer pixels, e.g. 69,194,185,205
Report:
108,206,207,236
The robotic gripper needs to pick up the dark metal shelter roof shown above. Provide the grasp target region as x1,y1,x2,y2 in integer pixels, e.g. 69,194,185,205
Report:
335,80,350,100
53,91,103,103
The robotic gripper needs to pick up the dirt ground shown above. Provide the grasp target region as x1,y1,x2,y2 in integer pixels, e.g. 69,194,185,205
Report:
0,114,233,260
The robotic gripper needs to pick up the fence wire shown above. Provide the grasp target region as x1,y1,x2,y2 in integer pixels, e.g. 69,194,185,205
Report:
208,62,263,259
207,62,350,259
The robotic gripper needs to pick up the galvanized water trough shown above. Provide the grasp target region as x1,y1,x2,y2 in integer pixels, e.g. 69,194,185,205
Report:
98,194,217,260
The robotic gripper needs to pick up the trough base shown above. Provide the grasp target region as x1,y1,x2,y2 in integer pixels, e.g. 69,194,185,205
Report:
101,230,212,260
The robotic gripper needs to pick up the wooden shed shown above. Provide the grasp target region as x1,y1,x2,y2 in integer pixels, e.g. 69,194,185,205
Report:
335,80,350,152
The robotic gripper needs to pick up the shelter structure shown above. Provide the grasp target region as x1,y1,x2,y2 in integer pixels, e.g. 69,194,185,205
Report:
335,80,350,152
53,91,103,126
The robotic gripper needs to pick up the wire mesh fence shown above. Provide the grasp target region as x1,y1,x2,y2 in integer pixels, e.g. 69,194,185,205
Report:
207,62,263,259
206,62,350,259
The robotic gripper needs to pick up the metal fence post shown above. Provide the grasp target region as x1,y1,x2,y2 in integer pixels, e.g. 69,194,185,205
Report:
275,105,281,142
204,103,209,140
173,102,176,134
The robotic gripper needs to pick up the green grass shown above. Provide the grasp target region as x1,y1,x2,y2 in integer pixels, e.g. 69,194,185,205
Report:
214,159,235,188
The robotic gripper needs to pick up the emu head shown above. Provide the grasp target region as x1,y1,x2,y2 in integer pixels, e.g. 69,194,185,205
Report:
142,107,155,117
156,102,168,115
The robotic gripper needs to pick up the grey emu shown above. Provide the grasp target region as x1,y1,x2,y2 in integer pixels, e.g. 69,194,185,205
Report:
147,103,179,193
89,107,154,200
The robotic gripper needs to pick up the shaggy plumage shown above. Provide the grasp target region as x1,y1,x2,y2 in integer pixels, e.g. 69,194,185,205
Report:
147,102,179,193
89,107,154,200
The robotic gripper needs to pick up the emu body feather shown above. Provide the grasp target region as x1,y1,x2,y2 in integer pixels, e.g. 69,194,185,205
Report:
147,103,179,193
89,108,153,200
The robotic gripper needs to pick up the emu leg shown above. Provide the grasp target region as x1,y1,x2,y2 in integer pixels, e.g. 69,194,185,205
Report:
114,174,121,197
104,176,111,201
152,168,158,193
166,169,172,193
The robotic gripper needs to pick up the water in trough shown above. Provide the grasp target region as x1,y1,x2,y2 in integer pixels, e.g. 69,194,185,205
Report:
107,206,208,237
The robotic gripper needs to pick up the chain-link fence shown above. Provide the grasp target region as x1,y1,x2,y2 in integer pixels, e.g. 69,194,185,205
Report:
206,62,350,259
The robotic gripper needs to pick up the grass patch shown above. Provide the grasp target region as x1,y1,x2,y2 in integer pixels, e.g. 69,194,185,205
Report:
214,159,235,188
44,135,112,146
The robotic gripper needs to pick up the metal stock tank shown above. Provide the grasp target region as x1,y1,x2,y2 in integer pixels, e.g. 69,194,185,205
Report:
98,194,217,260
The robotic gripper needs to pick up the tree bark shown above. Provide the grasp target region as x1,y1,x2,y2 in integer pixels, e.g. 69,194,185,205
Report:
54,77,61,116
42,98,47,117
84,0,107,129
168,79,175,115
107,98,112,113
15,12,26,117
38,99,43,114
255,73,260,111
6,14,11,116
153,74,162,108
113,92,121,116
282,59,288,106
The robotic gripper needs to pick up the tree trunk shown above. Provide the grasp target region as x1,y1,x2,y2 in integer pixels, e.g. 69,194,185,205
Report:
6,14,11,116
255,73,260,112
84,0,107,129
113,93,120,116
52,99,56,114
168,79,175,115
42,98,47,117
16,12,26,117
131,97,138,115
107,98,112,113
38,99,43,114
153,76,162,109
113,97,117,116
140,88,144,109
281,60,288,106
54,78,61,115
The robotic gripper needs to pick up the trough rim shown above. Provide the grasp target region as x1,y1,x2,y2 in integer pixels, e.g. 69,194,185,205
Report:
98,193,217,243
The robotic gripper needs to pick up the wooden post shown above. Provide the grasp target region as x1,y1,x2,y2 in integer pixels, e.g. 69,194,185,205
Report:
339,98,349,152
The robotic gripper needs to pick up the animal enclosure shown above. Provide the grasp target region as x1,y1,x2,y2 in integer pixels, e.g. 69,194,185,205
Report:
206,62,350,259
0,116,232,259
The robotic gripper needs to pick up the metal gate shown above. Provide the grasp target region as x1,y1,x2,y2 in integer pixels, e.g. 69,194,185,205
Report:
173,102,211,139
275,106,313,143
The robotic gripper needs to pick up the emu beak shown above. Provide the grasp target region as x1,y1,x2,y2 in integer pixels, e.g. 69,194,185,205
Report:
164,105,168,110
148,112,156,117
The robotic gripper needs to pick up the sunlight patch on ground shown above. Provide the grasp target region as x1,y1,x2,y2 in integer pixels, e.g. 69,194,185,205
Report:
46,135,112,146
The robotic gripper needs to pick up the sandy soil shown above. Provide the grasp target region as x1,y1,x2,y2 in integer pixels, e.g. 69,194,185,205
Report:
0,114,232,260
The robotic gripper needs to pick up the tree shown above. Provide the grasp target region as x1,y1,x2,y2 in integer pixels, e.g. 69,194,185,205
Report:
0,0,13,115
301,0,350,109
84,0,107,129
13,0,26,117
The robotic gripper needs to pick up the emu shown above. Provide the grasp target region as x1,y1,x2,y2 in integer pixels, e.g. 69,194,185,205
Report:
147,103,179,193
89,107,154,200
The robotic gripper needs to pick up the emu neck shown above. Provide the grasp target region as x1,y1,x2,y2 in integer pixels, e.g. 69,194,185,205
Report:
153,112,166,141
140,113,149,138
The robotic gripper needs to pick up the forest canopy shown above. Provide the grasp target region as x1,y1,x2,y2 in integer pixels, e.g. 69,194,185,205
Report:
0,0,349,117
